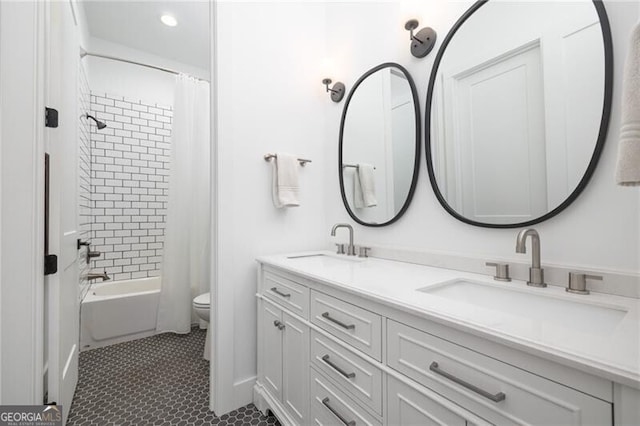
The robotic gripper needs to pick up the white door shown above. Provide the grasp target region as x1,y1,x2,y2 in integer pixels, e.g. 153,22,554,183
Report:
45,1,80,421
445,43,547,224
281,312,308,424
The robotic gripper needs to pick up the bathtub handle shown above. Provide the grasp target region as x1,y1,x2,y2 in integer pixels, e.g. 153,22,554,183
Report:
270,287,291,299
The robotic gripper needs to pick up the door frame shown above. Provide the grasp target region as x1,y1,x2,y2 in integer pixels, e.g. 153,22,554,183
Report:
1,0,227,415
0,0,46,404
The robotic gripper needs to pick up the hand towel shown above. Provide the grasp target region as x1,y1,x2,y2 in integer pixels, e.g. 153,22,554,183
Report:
615,21,640,186
353,163,377,208
271,153,300,208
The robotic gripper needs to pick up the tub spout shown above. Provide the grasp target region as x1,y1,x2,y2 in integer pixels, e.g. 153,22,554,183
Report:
84,270,110,281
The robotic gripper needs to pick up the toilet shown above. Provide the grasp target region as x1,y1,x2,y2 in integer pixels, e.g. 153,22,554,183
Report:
193,292,211,360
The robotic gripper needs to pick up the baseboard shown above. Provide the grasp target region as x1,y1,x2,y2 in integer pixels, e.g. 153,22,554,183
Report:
233,375,257,408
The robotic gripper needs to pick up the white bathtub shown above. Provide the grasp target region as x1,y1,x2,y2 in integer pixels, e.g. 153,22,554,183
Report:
80,277,161,351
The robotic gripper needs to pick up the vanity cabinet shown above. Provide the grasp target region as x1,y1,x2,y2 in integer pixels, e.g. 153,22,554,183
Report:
387,376,467,426
255,265,619,426
258,300,309,425
387,320,611,425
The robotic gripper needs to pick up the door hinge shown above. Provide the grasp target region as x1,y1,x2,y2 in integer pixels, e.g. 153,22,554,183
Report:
45,107,58,128
44,254,58,275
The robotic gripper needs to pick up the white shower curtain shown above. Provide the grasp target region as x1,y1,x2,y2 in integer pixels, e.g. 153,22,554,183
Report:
156,74,211,334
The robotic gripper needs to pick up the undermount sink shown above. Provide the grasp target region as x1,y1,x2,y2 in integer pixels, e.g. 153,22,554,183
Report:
418,279,627,335
286,253,365,262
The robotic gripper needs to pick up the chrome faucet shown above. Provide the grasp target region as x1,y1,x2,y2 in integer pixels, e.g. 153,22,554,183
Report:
84,270,111,281
515,229,546,287
331,223,356,256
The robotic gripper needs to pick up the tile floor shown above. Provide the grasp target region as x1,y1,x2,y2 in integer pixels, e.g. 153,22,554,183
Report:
67,328,280,425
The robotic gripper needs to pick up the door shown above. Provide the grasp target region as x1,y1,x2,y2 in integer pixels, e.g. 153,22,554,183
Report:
282,312,308,424
45,1,80,421
444,42,547,224
261,302,283,400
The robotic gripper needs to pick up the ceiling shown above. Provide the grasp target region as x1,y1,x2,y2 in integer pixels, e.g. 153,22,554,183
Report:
81,1,210,70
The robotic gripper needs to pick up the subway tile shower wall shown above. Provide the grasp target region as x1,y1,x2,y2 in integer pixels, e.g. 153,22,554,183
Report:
90,93,172,282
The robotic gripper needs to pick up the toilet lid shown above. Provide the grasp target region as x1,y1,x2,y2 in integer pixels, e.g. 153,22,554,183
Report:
193,292,211,307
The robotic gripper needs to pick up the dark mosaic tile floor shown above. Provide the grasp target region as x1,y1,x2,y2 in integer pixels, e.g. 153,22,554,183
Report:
67,329,280,426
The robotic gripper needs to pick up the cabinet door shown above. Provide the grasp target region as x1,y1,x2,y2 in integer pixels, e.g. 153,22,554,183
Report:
261,302,283,400
282,312,309,425
388,376,467,426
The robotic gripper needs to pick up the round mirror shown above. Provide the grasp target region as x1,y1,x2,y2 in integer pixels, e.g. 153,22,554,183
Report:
339,63,420,226
426,1,612,228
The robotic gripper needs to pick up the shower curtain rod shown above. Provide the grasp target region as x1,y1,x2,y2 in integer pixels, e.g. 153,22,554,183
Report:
79,49,209,82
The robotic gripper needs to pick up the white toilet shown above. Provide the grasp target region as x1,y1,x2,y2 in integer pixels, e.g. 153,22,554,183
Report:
193,292,211,360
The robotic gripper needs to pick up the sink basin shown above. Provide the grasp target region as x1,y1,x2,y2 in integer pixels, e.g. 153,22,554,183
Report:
418,279,627,335
286,253,365,262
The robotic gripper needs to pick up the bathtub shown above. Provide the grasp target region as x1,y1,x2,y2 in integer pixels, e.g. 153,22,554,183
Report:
80,277,161,351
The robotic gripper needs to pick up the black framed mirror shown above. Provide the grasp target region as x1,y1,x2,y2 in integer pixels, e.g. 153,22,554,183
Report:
425,0,613,228
339,63,421,227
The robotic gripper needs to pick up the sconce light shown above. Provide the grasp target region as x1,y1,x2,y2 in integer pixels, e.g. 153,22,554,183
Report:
322,78,346,103
404,19,437,58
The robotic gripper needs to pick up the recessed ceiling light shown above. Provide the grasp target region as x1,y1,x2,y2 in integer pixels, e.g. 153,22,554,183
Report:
161,14,177,27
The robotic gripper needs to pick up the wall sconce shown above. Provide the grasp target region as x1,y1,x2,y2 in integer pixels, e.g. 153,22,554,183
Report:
404,19,437,58
322,78,346,103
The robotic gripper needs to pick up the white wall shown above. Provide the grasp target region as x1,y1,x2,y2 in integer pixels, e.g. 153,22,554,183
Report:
84,37,209,107
323,0,640,275
214,1,328,411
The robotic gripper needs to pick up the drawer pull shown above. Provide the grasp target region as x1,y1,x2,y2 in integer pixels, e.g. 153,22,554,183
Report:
429,362,506,403
270,287,291,298
322,312,355,330
322,355,356,379
273,320,285,330
321,397,356,426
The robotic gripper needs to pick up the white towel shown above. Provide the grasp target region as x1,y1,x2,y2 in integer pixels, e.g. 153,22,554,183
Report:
271,153,300,208
615,21,640,186
353,163,377,208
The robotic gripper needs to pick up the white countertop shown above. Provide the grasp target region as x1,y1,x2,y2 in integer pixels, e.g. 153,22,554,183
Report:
257,251,640,389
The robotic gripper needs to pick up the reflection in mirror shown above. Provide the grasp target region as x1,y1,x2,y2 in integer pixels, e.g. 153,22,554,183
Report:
427,0,612,227
340,63,420,226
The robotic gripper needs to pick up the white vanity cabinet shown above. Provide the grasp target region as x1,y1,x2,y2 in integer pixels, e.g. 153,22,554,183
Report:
254,263,630,426
258,296,309,425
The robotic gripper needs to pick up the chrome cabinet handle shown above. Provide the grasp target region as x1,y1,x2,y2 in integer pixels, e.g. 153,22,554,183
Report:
322,312,355,330
429,362,505,403
321,397,355,426
273,320,285,330
322,355,356,379
270,287,291,298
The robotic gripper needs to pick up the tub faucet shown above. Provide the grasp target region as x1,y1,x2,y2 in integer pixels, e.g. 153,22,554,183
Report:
84,270,110,281
331,223,356,256
515,229,546,287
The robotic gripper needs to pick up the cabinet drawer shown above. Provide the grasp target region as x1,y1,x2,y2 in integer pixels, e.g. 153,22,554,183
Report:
311,330,383,415
262,271,309,318
311,290,382,361
387,320,612,425
387,376,467,426
310,366,381,426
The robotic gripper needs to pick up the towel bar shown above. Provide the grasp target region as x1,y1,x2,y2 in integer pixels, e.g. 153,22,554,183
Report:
264,153,311,166
342,163,376,170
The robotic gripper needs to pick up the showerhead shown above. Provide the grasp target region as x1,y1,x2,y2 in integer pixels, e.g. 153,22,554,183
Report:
84,113,107,130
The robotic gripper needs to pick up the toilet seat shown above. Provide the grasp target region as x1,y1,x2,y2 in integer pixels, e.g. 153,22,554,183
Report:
193,292,210,308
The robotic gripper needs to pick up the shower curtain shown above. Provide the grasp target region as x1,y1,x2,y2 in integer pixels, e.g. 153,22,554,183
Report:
156,74,211,334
